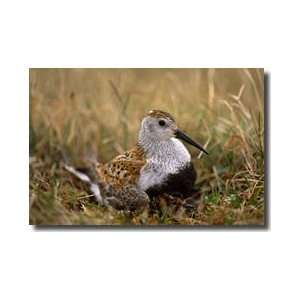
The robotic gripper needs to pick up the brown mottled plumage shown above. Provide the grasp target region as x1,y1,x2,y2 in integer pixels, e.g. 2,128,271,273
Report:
96,145,146,188
147,109,175,122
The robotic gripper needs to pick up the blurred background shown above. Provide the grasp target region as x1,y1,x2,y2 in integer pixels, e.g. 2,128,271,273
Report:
29,68,264,225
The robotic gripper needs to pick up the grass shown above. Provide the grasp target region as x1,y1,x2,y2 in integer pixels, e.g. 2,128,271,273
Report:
29,68,264,225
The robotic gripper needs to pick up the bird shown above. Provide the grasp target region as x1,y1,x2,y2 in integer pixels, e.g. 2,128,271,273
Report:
65,109,208,213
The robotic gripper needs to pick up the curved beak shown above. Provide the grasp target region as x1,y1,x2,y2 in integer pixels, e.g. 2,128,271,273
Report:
175,129,208,155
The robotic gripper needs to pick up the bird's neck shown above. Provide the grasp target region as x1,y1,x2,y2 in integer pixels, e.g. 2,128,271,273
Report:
138,135,191,167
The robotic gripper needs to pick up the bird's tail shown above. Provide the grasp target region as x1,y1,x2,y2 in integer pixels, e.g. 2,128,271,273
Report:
64,164,104,205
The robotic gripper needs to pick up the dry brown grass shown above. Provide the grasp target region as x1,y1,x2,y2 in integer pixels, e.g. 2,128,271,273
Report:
29,68,264,225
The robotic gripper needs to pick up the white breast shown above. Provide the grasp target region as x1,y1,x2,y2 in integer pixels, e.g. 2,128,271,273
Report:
138,138,191,191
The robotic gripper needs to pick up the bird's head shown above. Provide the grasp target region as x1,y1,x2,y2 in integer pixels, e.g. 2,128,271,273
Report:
139,109,208,154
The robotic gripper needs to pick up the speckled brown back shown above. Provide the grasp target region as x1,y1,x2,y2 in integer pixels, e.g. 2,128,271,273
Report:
96,145,146,188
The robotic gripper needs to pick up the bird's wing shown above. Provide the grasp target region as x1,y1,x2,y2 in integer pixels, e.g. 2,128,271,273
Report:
96,159,146,188
114,144,145,161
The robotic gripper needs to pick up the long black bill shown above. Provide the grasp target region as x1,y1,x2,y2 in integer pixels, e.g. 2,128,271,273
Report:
175,129,208,155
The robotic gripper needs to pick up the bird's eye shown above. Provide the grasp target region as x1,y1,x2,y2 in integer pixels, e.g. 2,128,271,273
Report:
158,120,166,126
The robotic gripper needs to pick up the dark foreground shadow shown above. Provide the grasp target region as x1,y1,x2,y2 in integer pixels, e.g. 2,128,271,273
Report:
33,225,266,232
33,71,270,232
264,71,270,230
